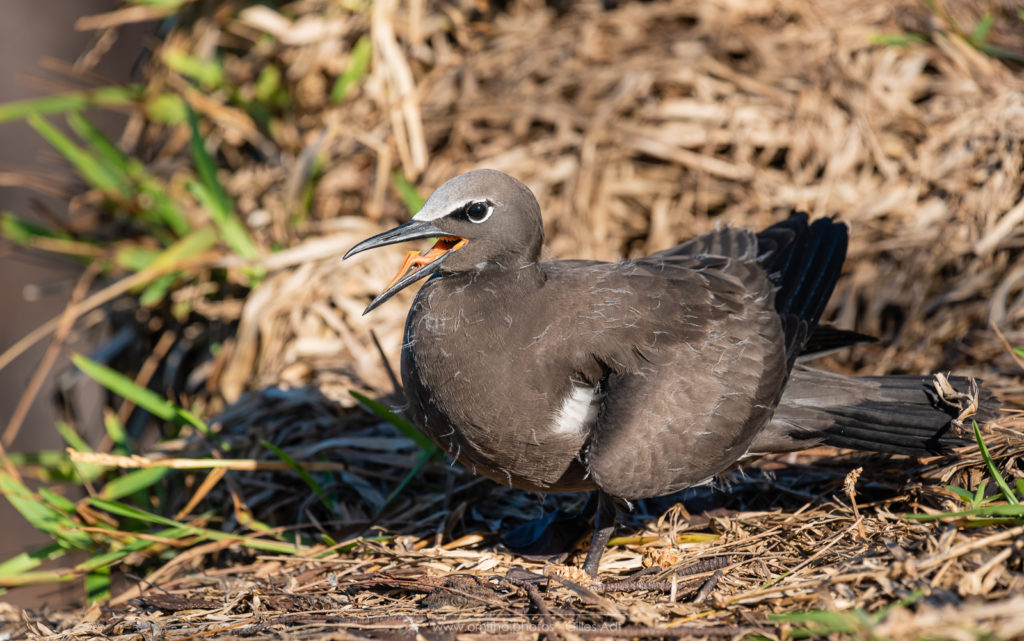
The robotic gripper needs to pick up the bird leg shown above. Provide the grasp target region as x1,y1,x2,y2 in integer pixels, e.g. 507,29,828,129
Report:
581,490,617,577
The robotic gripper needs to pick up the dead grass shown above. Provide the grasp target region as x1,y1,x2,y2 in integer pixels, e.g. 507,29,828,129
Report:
2,0,1024,638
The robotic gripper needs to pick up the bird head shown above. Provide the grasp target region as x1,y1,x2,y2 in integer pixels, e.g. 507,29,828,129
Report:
344,169,544,314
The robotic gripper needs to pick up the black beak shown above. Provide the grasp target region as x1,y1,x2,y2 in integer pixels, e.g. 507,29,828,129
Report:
344,220,466,315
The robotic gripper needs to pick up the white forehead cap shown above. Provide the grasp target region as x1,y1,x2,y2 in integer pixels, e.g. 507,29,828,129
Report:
412,169,512,222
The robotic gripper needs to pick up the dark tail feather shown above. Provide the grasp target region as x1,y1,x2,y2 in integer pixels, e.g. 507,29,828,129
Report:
756,213,849,364
751,367,996,457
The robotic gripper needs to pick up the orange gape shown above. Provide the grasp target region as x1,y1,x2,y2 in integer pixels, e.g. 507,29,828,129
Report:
384,236,467,290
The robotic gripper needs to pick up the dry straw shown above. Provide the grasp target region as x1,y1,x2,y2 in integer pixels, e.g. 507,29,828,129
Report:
3,0,1024,638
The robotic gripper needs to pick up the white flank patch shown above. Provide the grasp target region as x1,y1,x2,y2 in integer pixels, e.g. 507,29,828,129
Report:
550,384,599,436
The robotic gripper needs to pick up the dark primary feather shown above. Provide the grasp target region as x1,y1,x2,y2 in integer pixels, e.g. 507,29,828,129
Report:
754,212,849,367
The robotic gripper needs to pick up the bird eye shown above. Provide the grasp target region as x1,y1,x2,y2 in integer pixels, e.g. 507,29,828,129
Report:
465,201,493,223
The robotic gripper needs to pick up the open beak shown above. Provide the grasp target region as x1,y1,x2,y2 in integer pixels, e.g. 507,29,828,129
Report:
344,220,467,315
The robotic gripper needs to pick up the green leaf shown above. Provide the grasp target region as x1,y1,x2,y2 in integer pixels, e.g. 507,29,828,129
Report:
144,93,188,125
1,211,69,244
375,446,437,518
56,420,92,453
71,353,219,449
163,49,224,90
114,245,162,272
38,488,77,514
869,32,929,47
349,390,434,452
0,471,93,549
391,170,425,214
261,440,331,511
945,485,975,505
769,609,864,635
66,112,191,236
0,86,140,124
0,543,67,578
146,226,218,273
124,0,190,7
187,181,260,262
100,467,170,501
969,12,994,46
185,105,260,262
905,503,1024,520
88,498,302,554
331,35,372,104
104,412,131,455
186,106,232,217
73,353,179,422
972,479,989,506
974,420,1018,505
27,114,129,197
255,65,282,103
138,272,179,307
85,566,111,602
65,112,129,178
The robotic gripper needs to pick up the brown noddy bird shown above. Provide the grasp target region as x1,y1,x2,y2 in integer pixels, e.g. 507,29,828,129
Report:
345,169,989,576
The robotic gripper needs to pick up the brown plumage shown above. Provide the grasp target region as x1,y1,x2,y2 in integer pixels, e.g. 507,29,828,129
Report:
345,169,991,575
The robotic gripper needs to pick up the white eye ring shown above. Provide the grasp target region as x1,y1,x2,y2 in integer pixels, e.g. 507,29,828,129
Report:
465,201,493,224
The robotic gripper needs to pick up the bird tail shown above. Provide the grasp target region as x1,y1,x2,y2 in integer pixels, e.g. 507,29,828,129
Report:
750,366,997,457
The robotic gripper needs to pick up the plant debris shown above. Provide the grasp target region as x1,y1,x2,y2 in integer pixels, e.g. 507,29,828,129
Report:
2,0,1024,638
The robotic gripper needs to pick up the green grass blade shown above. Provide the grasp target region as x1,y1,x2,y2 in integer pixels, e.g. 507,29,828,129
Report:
349,390,434,452
973,420,1018,505
144,93,188,125
1,212,104,260
138,272,179,307
186,106,231,215
163,49,224,90
868,32,929,47
0,543,67,578
104,412,131,455
255,65,282,103
331,35,372,104
88,498,303,554
65,112,130,178
261,440,332,511
85,567,111,602
73,353,180,423
969,12,994,46
905,504,1024,521
0,86,140,123
38,488,77,514
90,497,196,529
26,114,129,197
71,353,220,448
186,181,260,262
100,467,170,501
391,170,425,214
124,0,190,8
374,446,437,518
146,226,217,273
56,420,92,453
1,212,70,244
66,113,191,236
185,106,260,261
769,609,863,635
0,471,93,549
114,245,162,272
